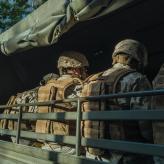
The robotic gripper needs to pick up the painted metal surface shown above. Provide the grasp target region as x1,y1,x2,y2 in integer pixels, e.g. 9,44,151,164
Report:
0,89,164,163
0,140,104,164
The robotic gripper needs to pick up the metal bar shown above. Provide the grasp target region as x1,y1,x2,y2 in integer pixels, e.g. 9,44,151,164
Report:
2,110,164,121
1,128,164,157
81,138,164,157
82,110,164,120
0,100,56,109
75,99,82,156
0,129,76,145
0,112,77,120
22,112,77,120
0,89,164,109
0,114,19,120
16,107,22,144
0,129,16,136
84,89,164,101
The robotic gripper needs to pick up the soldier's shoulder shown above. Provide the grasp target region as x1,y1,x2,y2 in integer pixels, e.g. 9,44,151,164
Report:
40,73,59,85
126,71,147,79
122,71,150,86
84,72,104,83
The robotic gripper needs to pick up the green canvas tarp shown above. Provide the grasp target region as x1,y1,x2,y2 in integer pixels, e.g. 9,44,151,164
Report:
0,0,138,55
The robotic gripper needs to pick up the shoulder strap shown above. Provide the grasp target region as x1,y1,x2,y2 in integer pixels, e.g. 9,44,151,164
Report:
84,72,104,83
102,68,136,102
112,68,136,93
36,82,57,133
71,77,83,86
63,77,83,90
153,64,164,89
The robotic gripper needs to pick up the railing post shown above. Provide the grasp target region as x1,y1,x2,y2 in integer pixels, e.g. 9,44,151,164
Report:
75,98,82,156
16,106,23,144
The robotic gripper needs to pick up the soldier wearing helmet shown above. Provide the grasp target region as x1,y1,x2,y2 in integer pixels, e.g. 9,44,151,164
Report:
81,39,153,163
1,72,59,147
35,51,89,154
57,51,89,80
112,39,148,71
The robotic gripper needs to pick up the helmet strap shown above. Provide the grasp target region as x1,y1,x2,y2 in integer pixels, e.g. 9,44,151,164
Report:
112,54,141,70
112,54,129,65
59,67,87,80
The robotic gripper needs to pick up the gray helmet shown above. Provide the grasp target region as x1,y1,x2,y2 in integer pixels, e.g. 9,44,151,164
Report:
57,51,89,68
112,39,148,67
40,73,59,85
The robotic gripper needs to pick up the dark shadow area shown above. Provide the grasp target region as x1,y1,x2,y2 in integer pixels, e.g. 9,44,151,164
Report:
0,0,164,105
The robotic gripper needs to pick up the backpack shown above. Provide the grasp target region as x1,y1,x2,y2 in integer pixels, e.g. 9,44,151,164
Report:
1,88,38,132
35,77,83,136
81,68,136,155
1,73,60,132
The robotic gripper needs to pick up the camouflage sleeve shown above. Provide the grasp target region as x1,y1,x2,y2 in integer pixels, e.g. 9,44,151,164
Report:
117,72,153,142
130,75,152,110
130,74,153,142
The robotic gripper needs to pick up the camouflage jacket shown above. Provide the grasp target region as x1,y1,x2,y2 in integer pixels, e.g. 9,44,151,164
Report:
102,63,153,142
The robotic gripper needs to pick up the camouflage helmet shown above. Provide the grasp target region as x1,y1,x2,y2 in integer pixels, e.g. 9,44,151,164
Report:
57,51,89,68
112,39,148,67
40,73,59,85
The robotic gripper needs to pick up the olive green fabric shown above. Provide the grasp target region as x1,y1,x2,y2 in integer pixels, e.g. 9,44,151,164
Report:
0,0,137,55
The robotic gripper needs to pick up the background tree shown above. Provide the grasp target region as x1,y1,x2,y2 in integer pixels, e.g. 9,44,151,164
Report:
32,0,47,9
0,0,47,33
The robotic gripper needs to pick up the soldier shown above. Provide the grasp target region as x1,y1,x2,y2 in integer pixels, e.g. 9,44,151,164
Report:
1,73,59,146
152,64,164,164
35,51,89,154
81,39,153,163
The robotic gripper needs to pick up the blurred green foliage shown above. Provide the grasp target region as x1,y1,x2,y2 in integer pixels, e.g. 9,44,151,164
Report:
0,0,47,33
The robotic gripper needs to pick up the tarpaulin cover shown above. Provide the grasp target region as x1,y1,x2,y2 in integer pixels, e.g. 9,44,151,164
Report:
0,0,136,55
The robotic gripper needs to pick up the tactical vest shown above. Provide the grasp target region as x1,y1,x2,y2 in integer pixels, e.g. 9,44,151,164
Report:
1,96,16,129
153,64,164,144
1,88,38,132
1,74,59,133
35,77,82,136
81,68,143,155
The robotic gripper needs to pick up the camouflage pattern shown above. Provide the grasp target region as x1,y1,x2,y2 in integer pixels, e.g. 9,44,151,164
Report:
81,71,105,156
36,52,87,153
1,73,59,146
112,39,148,67
152,64,164,164
85,63,153,164
36,75,82,135
40,73,59,85
82,67,137,156
57,51,89,68
38,74,83,154
42,143,76,155
1,88,38,146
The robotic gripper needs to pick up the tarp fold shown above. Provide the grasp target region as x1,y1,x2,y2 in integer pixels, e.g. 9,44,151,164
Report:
0,0,137,55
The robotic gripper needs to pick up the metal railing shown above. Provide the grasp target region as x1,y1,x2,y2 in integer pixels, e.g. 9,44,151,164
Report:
0,89,164,161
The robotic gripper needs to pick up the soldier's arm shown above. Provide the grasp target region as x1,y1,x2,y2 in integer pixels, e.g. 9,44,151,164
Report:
130,75,153,142
117,73,153,142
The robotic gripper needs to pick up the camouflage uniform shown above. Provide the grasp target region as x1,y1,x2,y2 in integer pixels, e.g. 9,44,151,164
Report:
152,64,164,164
1,88,38,145
82,39,153,164
41,74,82,154
1,73,59,146
38,51,89,154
